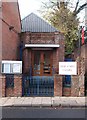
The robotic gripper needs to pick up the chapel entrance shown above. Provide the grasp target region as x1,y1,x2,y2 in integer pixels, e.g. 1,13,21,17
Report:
32,50,53,76
22,50,54,96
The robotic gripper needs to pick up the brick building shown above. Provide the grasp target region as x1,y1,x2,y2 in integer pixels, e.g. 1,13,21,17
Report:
20,13,65,96
0,1,85,97
0,1,22,97
73,44,87,96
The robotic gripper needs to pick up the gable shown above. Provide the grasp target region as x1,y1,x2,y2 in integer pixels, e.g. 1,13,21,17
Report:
21,13,59,33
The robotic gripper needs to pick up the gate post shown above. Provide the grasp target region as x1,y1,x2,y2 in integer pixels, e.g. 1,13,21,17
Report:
14,75,22,97
0,75,6,97
54,75,62,96
71,76,79,96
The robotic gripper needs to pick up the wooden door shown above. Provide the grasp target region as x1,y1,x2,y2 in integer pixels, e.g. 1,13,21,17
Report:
32,51,53,76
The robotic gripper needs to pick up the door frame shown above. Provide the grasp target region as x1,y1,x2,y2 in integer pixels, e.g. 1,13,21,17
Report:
32,50,53,76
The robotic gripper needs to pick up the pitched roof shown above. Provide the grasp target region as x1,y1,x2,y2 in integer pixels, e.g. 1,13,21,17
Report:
21,13,59,32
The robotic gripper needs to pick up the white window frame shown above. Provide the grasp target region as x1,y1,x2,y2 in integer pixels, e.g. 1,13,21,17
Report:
1,61,22,74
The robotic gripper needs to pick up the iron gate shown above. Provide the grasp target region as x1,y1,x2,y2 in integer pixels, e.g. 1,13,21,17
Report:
22,76,54,96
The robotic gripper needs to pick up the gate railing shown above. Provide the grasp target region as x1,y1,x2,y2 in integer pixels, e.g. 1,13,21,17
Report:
22,76,54,96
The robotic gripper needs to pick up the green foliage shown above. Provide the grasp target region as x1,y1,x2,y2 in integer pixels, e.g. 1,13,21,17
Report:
40,1,79,53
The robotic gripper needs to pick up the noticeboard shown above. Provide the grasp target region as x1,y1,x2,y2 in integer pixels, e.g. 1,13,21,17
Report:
1,61,22,74
59,62,77,75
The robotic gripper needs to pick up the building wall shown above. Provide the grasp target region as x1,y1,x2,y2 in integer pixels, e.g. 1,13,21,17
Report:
1,2,22,97
71,44,87,96
1,75,22,97
2,2,21,60
21,32,65,74
74,44,87,74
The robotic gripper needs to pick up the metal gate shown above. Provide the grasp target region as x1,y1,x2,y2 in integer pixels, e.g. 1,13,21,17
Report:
22,76,54,96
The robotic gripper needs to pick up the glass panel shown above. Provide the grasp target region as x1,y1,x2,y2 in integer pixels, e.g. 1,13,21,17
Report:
34,52,40,75
4,63,11,73
44,52,51,74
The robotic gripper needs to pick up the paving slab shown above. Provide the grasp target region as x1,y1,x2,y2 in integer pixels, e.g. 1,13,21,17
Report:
52,97,61,101
41,97,52,106
52,99,73,107
22,97,33,106
3,97,15,106
52,97,80,107
75,99,85,106
13,97,25,106
1,97,11,106
31,97,42,107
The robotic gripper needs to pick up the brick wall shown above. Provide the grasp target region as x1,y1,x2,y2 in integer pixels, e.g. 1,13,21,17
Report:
71,76,79,97
54,75,63,96
14,75,22,97
21,32,62,45
2,2,21,60
0,75,22,97
71,44,87,96
74,44,87,74
21,32,65,74
0,75,6,97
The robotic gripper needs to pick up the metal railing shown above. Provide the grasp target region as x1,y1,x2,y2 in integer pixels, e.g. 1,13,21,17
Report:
22,76,54,97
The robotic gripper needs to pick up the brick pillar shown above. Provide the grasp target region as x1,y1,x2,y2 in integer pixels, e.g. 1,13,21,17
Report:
6,88,14,97
54,75,62,96
71,76,79,96
79,74,84,96
53,49,59,74
0,75,6,97
14,75,22,97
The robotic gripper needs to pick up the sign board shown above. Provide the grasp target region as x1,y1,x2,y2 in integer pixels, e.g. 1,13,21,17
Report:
1,61,22,74
59,62,77,75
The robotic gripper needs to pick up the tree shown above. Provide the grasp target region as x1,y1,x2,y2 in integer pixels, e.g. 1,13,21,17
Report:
39,0,87,53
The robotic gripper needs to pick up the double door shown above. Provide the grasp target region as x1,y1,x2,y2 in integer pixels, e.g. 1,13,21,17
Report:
32,51,53,76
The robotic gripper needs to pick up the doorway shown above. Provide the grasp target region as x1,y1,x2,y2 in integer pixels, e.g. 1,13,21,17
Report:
22,50,54,96
32,50,53,76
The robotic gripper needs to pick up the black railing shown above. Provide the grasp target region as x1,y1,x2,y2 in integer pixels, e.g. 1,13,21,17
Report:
22,76,54,97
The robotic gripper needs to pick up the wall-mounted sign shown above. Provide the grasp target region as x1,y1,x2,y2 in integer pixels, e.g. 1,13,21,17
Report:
1,61,22,74
13,63,22,73
59,62,77,75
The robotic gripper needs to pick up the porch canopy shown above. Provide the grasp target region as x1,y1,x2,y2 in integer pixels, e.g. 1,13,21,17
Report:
25,44,60,48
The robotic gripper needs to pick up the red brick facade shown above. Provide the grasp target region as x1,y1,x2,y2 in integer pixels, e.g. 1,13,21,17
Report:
21,32,65,75
0,75,22,97
1,2,21,97
2,2,21,60
54,75,63,96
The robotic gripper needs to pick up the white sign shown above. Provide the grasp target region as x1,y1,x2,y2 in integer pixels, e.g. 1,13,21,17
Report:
13,63,22,73
59,62,77,75
1,61,22,74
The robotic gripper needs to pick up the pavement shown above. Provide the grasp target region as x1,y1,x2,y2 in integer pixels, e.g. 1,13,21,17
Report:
0,97,86,107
